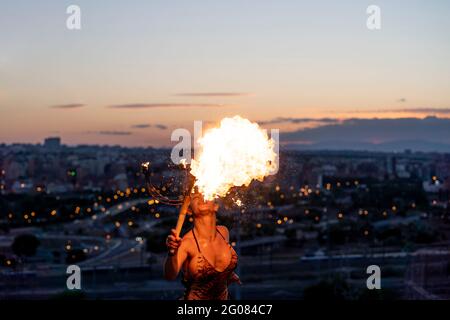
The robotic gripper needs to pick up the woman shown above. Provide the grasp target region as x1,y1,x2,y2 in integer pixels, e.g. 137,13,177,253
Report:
164,192,240,300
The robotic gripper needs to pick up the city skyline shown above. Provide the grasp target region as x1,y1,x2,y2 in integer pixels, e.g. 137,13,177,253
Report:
3,1,450,304
1,0,450,147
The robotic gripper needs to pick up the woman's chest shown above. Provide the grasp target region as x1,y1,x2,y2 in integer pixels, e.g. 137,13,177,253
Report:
186,242,234,275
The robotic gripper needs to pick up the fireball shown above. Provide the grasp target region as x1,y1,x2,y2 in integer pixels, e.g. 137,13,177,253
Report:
190,115,278,200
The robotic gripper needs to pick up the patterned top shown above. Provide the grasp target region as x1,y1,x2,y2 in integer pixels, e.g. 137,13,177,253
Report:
182,228,238,300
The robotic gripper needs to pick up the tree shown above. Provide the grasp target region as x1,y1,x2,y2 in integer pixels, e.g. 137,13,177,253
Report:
11,234,40,257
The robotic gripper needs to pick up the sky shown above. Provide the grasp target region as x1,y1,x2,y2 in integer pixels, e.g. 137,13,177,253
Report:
1,0,450,148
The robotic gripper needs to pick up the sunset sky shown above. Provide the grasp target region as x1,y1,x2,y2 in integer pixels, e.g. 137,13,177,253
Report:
1,0,450,147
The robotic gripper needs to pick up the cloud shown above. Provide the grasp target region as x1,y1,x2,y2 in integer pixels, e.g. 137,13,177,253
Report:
97,131,133,136
131,123,168,130
175,92,251,97
350,107,450,115
258,117,340,126
394,108,450,114
131,124,152,129
281,116,450,151
50,103,85,109
109,103,226,109
154,124,168,130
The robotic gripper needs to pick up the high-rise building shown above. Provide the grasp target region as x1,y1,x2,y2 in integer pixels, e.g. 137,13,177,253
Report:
44,137,61,149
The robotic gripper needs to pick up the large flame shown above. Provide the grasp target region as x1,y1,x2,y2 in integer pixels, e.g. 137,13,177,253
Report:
190,115,278,201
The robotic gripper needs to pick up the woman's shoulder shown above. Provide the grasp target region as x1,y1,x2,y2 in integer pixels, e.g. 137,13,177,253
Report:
180,230,197,252
217,225,229,232
217,225,229,238
182,229,194,240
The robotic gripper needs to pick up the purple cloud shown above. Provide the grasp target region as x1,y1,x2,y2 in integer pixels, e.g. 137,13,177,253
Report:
154,124,168,130
109,103,226,109
175,92,251,97
258,117,339,126
131,124,152,129
395,108,450,114
97,131,133,136
281,116,450,150
131,123,168,130
50,103,85,109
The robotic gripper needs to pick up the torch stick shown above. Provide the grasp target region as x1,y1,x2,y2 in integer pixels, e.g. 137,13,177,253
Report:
168,191,191,255
170,173,196,254
174,193,191,238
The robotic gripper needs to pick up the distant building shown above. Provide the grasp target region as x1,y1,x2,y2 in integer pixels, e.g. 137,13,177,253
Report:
11,179,34,194
44,137,61,149
422,180,443,193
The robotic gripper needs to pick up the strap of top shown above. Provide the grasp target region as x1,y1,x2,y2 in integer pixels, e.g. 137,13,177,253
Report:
216,227,227,242
191,227,229,253
191,228,201,252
